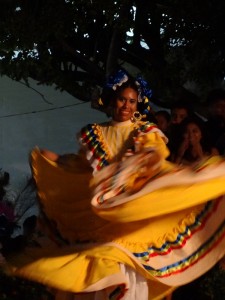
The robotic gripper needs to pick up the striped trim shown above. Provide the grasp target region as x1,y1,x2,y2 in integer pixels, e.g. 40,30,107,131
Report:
80,124,110,170
133,201,217,260
139,122,158,133
131,198,225,278
151,219,225,278
80,122,159,171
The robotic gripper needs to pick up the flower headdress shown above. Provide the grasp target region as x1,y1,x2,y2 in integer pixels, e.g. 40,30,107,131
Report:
135,75,152,118
135,75,153,102
105,69,129,91
98,69,152,120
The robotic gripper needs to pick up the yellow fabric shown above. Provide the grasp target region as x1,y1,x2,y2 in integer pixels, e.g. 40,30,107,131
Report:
31,148,109,243
10,243,174,299
134,131,170,159
31,148,225,250
9,124,225,300
98,120,138,161
10,245,121,292
93,177,225,223
85,120,168,165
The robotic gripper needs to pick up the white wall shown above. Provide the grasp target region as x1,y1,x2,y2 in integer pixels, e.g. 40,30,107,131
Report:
0,76,107,188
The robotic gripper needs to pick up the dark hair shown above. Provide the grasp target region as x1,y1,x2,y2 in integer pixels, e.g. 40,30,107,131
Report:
206,89,225,105
155,110,171,122
99,69,153,119
171,100,193,117
102,77,139,104
180,116,205,134
101,76,151,118
179,116,213,153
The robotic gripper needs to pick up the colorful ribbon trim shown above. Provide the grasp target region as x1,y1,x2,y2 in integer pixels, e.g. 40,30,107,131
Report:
132,198,225,278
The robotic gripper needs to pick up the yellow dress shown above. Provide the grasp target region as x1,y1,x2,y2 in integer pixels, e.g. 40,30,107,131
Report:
9,120,225,300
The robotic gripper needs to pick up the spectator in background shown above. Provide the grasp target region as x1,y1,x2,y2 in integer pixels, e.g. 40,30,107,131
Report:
216,133,225,155
172,116,219,165
170,100,194,125
155,110,171,135
167,100,194,160
205,89,225,147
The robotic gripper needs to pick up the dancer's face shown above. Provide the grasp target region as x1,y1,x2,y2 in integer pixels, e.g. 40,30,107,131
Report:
113,87,138,122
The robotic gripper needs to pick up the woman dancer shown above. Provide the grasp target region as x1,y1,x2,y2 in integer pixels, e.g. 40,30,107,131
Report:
10,70,225,300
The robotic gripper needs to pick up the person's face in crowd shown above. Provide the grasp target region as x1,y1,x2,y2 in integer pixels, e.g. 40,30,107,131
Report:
210,99,225,119
171,108,188,125
155,114,170,133
113,87,138,122
183,122,202,146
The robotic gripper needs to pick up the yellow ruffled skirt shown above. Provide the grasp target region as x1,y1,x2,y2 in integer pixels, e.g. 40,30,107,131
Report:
9,148,225,300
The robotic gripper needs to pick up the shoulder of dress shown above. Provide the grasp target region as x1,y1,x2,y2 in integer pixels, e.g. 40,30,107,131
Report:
137,121,158,133
80,123,95,131
79,123,107,145
78,124,96,144
81,122,110,131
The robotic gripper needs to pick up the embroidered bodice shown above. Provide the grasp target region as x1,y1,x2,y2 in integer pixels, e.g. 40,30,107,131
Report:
79,120,160,172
